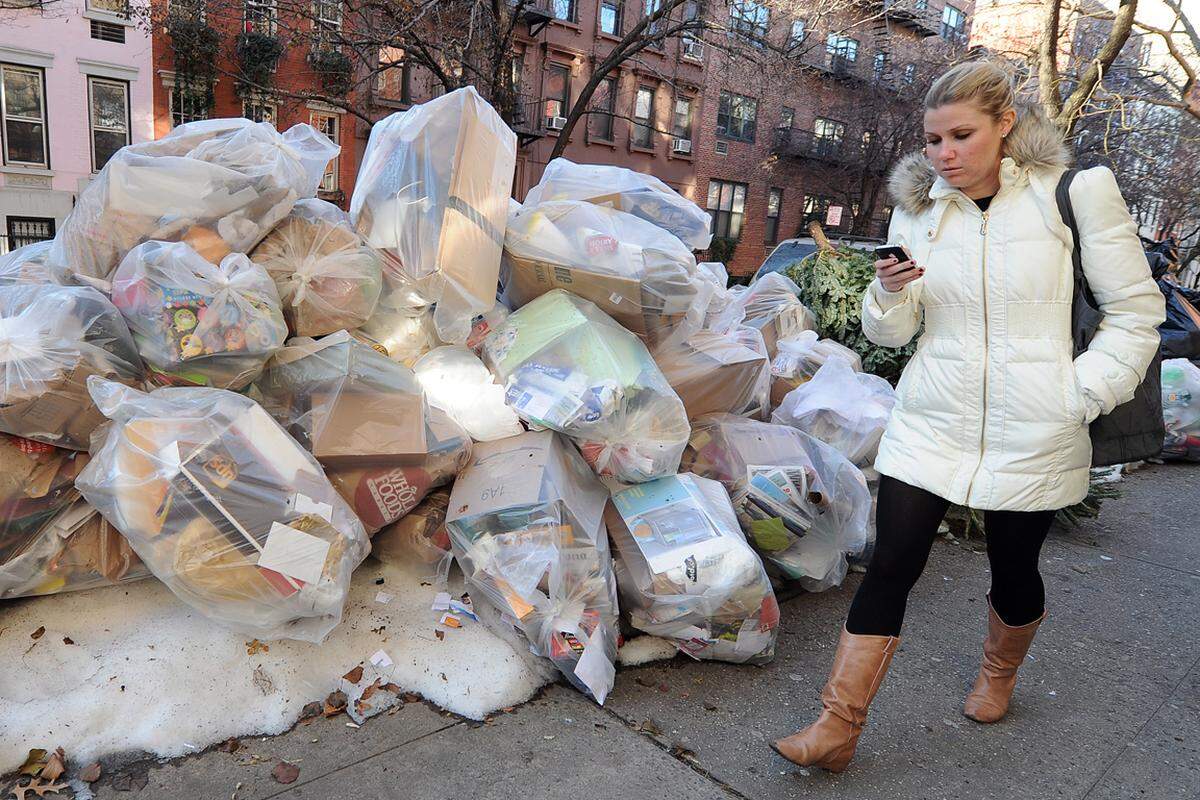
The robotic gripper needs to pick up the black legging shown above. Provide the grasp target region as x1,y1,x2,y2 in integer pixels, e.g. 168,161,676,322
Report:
846,474,1056,637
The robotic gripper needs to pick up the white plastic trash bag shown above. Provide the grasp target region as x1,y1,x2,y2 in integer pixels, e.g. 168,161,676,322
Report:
50,119,339,283
772,357,896,467
76,378,370,642
350,86,516,345
251,198,382,337
480,289,690,483
0,241,54,286
682,414,870,591
0,284,143,449
504,200,705,345
111,241,287,389
413,346,522,442
522,158,712,250
605,472,779,664
1161,358,1200,461
356,304,441,366
770,330,862,407
446,430,620,703
736,272,816,357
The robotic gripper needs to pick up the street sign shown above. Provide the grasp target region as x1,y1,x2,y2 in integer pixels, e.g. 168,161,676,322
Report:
826,206,843,226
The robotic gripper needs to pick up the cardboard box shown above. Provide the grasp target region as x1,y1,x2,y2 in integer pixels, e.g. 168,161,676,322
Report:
0,360,111,451
655,330,770,421
309,390,427,467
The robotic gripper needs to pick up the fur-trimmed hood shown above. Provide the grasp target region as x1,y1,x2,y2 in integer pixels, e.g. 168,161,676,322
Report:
886,103,1072,216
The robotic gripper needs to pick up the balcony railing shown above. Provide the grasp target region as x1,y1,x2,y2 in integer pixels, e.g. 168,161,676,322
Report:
881,0,942,38
772,128,847,163
509,92,548,147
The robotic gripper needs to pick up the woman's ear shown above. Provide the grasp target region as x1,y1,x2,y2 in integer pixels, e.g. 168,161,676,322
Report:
999,107,1018,139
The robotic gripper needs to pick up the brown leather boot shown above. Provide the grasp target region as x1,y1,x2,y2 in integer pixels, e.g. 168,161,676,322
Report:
962,596,1045,723
770,627,900,773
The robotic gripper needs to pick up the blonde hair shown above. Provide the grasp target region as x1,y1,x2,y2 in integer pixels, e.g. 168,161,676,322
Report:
925,61,1016,121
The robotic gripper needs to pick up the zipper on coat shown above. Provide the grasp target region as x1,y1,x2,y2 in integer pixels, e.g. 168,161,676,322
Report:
964,207,990,501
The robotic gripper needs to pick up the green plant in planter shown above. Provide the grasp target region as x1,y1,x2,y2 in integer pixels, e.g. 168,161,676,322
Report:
309,48,353,96
166,18,219,113
236,31,284,92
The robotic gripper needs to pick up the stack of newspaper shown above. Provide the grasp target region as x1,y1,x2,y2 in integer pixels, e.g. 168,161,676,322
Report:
739,464,826,538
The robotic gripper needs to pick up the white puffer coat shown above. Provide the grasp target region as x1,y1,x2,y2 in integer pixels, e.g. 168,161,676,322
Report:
863,107,1166,511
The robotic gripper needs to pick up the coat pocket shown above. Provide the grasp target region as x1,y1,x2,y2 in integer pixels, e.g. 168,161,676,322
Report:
896,350,923,408
1064,363,1089,425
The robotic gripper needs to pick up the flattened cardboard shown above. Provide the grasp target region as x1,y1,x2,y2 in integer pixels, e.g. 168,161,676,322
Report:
309,389,427,467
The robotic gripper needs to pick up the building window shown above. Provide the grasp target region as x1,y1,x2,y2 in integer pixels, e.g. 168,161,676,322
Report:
716,90,757,142
729,1,769,42
671,96,693,140
632,84,654,147
802,194,834,227
813,117,845,157
706,180,748,240
310,111,339,191
903,63,916,84
244,0,277,35
170,84,210,128
779,106,795,129
874,52,888,79
552,0,575,22
5,216,54,253
940,4,966,41
599,0,621,35
376,47,411,104
88,76,129,173
544,63,570,122
788,19,805,51
242,98,276,124
313,0,342,48
765,188,782,245
589,76,616,140
87,0,129,16
0,64,47,168
826,33,858,63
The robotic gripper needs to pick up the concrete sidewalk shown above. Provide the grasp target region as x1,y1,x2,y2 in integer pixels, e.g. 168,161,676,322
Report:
64,463,1200,799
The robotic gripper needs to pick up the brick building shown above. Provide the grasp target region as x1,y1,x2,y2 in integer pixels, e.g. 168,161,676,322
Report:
693,0,976,277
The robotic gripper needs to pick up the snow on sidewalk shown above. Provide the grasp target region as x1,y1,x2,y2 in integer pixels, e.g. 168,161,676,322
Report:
0,559,558,773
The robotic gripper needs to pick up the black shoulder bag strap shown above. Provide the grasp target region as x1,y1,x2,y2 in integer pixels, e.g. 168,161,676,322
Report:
1055,167,1102,354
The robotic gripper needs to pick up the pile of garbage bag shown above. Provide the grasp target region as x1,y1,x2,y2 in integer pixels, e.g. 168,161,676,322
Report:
0,86,898,706
1161,358,1200,461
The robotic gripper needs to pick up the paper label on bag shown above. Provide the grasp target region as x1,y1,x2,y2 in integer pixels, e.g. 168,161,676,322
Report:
573,627,615,705
257,522,330,584
369,649,393,668
293,493,334,523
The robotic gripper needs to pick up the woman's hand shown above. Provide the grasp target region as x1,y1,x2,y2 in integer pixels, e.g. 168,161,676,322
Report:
875,255,925,293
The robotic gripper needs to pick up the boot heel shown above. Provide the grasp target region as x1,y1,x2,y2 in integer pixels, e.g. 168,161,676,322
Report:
814,741,856,773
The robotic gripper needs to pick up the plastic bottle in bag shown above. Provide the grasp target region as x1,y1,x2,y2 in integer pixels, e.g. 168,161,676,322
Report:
1161,358,1200,461
251,198,382,337
350,87,516,345
605,472,779,664
446,430,620,704
49,119,339,283
480,289,690,483
0,284,143,449
771,357,896,467
522,158,713,250
76,378,370,642
682,414,871,591
110,241,288,389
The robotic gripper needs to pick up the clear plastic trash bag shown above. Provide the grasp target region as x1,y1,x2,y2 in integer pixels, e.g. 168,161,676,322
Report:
0,241,54,286
50,119,339,283
413,346,523,442
735,272,816,357
350,86,516,345
771,357,896,467
1161,358,1200,461
522,158,713,250
652,324,770,421
480,289,690,484
251,198,382,337
76,378,369,642
769,330,863,408
254,331,470,534
605,472,779,664
111,241,287,390
0,284,143,449
355,303,441,367
371,487,453,583
446,430,620,704
503,200,705,345
682,414,871,591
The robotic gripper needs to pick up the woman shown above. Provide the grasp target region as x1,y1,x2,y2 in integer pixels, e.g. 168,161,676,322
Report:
771,60,1166,772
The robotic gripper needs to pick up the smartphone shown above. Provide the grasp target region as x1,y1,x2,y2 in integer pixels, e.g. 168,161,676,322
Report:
873,245,912,264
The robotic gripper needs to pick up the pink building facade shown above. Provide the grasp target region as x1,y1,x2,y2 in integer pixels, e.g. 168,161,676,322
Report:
0,0,153,253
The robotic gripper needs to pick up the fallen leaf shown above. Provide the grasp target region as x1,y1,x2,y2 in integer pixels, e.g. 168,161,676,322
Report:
298,701,323,722
271,762,300,785
18,749,47,776
342,665,364,684
61,638,74,646
636,719,663,737
245,639,269,656
30,779,69,798
434,629,444,641
381,682,402,695
402,692,421,703
323,690,347,717
110,772,148,792
41,749,65,781
215,738,240,753
30,627,44,641
80,762,101,783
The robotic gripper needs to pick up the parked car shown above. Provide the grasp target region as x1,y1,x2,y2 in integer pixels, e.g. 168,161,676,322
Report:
752,234,885,283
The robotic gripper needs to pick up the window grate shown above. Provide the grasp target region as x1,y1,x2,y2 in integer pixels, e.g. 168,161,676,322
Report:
90,20,126,43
